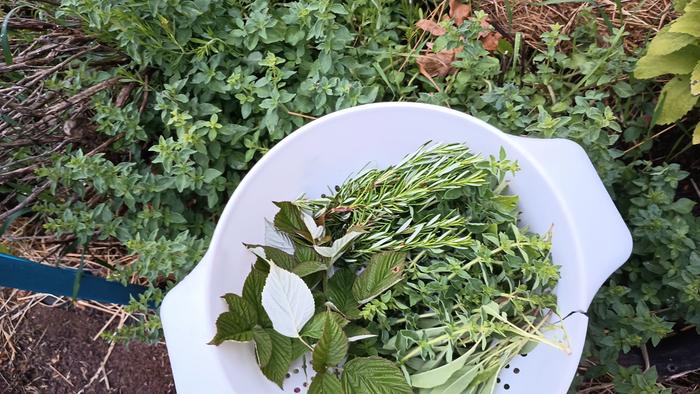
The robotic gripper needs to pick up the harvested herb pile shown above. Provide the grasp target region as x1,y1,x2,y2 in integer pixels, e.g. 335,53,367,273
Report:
211,143,569,393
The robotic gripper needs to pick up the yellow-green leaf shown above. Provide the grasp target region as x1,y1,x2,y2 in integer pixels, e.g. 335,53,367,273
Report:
655,75,699,125
692,61,700,95
693,122,700,144
670,11,700,37
647,31,698,56
635,46,700,79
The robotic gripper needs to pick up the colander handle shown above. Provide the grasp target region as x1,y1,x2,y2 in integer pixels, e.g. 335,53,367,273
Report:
511,136,633,310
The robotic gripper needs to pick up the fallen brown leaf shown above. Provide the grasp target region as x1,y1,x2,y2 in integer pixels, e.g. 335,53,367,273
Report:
417,50,459,78
479,17,493,39
416,19,446,36
481,32,503,52
449,0,472,26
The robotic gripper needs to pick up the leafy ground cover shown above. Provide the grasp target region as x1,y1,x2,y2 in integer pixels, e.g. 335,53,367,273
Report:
1,0,699,392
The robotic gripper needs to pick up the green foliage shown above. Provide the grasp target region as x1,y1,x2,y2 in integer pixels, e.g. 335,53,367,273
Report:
634,0,700,142
23,1,700,391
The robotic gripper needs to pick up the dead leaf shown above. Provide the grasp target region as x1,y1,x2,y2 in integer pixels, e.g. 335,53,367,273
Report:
481,32,503,52
416,19,446,36
449,0,472,26
478,18,493,39
417,48,460,91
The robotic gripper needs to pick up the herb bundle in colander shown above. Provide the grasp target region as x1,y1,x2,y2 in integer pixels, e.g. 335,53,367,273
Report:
211,143,569,394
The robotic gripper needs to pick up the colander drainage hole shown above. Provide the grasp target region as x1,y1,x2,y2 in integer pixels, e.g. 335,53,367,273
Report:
294,388,301,393
285,373,291,378
497,378,501,383
520,353,527,357
504,384,510,390
514,368,520,374
505,364,510,369
293,368,300,374
303,382,308,387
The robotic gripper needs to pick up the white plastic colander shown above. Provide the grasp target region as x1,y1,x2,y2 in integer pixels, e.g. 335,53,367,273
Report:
160,102,632,394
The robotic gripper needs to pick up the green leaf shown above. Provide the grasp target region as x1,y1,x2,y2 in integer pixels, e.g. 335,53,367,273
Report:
428,363,482,394
646,31,698,56
634,46,700,79
263,246,299,271
302,311,349,339
691,60,700,95
291,338,309,360
340,357,412,394
352,251,407,304
203,168,222,183
265,219,295,254
344,325,377,342
655,75,699,125
253,329,273,367
309,372,342,394
410,347,477,388
243,268,272,327
1,7,22,64
274,201,312,242
693,122,700,144
669,11,700,37
261,329,293,389
261,263,315,337
209,294,257,344
327,268,361,319
314,229,363,264
293,260,328,277
312,312,348,372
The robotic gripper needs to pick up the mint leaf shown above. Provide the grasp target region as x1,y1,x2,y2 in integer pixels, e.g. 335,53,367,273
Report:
312,312,348,372
309,372,342,394
261,263,315,337
293,260,328,277
352,251,407,304
261,329,293,389
243,267,272,327
327,268,361,319
274,201,312,242
340,357,412,394
209,294,257,344
302,311,349,339
253,329,273,367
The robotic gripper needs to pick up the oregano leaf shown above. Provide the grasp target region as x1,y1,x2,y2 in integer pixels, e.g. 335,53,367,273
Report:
308,372,342,394
261,263,315,337
352,251,407,304
340,356,412,394
312,312,348,372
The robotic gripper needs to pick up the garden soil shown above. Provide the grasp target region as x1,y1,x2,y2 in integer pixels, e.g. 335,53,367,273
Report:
0,292,174,393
